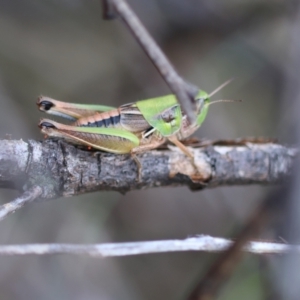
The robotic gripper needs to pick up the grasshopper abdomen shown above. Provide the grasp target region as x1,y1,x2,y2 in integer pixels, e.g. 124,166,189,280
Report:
75,109,121,128
75,105,152,133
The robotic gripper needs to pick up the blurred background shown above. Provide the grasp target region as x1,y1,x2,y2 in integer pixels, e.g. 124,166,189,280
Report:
0,0,294,299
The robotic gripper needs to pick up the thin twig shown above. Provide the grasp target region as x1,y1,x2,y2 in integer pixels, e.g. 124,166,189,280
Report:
0,186,42,221
0,235,296,257
107,0,198,122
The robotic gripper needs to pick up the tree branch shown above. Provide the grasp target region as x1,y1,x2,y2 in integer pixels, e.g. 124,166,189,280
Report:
0,138,296,201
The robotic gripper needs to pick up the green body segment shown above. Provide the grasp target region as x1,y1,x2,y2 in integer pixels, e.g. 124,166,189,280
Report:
136,94,182,136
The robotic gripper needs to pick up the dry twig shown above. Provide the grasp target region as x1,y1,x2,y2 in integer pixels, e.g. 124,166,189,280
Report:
0,186,42,221
105,0,198,122
0,235,296,257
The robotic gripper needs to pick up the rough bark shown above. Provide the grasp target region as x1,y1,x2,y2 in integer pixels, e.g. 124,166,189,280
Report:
0,138,296,200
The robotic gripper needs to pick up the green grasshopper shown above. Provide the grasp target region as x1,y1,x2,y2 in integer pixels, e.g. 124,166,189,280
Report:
37,80,234,173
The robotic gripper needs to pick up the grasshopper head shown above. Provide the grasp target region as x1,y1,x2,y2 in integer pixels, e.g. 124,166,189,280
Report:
194,79,236,126
195,90,210,126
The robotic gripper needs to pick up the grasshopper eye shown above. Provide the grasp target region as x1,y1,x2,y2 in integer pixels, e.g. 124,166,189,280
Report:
38,101,54,111
38,121,57,129
160,105,177,123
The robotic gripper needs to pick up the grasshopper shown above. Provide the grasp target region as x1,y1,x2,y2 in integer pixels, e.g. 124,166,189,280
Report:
37,80,234,177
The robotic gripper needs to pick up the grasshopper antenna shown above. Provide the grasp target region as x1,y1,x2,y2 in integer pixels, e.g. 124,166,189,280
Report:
208,99,242,106
207,78,234,98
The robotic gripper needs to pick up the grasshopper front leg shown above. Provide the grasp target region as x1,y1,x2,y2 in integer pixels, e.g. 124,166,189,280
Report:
168,136,194,159
131,132,166,155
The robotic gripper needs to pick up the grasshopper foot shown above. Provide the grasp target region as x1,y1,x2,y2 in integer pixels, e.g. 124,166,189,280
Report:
131,153,142,182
